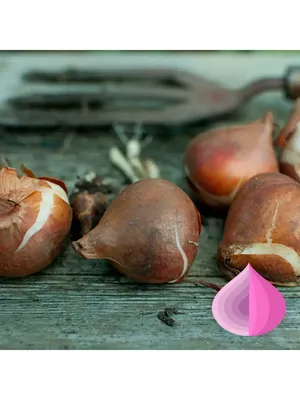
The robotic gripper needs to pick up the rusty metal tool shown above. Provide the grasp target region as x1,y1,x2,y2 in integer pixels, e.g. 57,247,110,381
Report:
1,66,300,127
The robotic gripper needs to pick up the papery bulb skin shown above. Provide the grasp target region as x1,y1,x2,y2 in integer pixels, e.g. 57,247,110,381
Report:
218,172,300,286
72,178,201,284
212,264,286,336
0,167,72,277
184,112,279,209
276,98,300,149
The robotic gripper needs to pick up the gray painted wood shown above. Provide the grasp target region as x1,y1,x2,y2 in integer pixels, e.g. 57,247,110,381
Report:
0,52,300,349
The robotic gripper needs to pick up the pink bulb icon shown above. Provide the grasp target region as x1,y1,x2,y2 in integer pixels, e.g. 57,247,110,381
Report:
212,264,286,336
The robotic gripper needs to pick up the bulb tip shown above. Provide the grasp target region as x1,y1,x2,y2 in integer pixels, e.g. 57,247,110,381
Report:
71,240,84,256
71,238,99,260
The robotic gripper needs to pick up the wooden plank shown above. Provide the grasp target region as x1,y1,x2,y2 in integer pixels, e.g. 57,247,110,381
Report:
1,52,300,349
1,276,299,350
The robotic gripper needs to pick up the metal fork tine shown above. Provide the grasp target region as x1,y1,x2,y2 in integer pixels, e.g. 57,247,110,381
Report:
0,106,192,126
24,68,193,82
12,84,188,102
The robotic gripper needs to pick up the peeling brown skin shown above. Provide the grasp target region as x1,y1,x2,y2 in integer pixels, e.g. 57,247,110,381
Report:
184,112,279,209
72,178,202,284
218,172,300,285
276,98,300,149
20,163,69,194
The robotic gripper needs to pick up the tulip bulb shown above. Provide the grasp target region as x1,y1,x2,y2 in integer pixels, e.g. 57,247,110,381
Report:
0,165,72,277
72,178,201,284
279,122,300,183
218,172,300,286
184,112,279,209
276,98,300,149
275,100,300,183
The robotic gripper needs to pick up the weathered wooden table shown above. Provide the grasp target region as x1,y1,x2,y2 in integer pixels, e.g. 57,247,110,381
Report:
1,52,300,349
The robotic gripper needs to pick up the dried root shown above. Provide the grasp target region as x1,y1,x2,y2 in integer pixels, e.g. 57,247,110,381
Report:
109,124,160,183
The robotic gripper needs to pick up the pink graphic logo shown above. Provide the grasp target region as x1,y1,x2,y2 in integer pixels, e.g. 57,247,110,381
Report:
212,263,286,336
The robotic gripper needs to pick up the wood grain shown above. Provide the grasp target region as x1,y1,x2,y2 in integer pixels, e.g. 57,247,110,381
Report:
0,52,299,349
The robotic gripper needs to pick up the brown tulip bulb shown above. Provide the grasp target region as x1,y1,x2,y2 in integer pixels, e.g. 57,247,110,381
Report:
72,178,201,284
184,112,279,209
279,123,300,183
276,100,300,183
0,166,72,277
218,172,300,286
276,98,300,149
